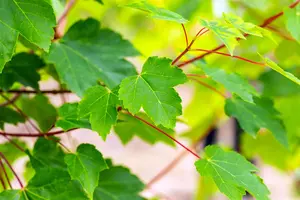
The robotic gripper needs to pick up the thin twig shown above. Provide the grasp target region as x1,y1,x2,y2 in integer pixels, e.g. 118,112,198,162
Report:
190,49,265,66
0,159,11,189
265,26,295,41
0,89,72,94
0,94,21,107
186,74,207,79
177,0,300,68
189,78,227,98
2,136,25,152
0,172,6,190
0,153,23,188
181,24,189,47
0,129,76,137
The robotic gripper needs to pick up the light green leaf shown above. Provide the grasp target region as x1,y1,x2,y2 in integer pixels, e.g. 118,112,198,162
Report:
225,96,288,147
19,94,57,132
126,1,188,23
200,19,245,55
0,107,25,130
94,166,144,200
119,56,187,128
0,53,44,90
114,112,175,146
195,145,270,200
260,56,300,85
223,13,263,37
0,190,28,200
47,18,139,96
284,5,300,43
200,65,258,102
0,0,56,72
79,86,119,140
56,103,91,131
65,144,108,198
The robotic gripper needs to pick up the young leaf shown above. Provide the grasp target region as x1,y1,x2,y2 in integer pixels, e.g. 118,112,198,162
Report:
284,5,300,43
47,18,139,96
195,145,270,200
114,112,175,146
0,107,25,130
200,19,245,55
0,53,44,90
94,166,145,200
200,64,258,102
260,56,300,85
78,86,119,140
56,103,91,131
19,94,57,132
119,56,187,128
223,13,263,37
225,96,288,147
0,0,56,72
126,1,188,23
65,144,108,198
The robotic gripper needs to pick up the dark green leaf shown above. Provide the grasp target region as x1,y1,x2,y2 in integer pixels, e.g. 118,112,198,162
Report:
0,107,25,130
65,144,108,198
126,1,188,23
225,96,288,147
78,86,119,140
56,103,91,131
119,57,187,128
0,0,56,72
0,53,44,90
94,166,144,200
114,112,175,146
195,145,270,200
47,18,139,96
19,94,57,132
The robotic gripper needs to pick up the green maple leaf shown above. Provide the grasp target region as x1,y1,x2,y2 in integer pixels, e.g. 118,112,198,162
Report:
200,19,245,55
19,94,57,132
225,96,288,147
47,18,139,96
56,103,91,131
94,166,145,200
119,56,187,128
65,144,108,198
223,13,263,37
78,86,119,140
284,5,300,43
195,145,270,200
126,0,188,23
0,107,25,130
0,190,28,200
0,0,56,72
114,112,175,146
260,56,300,85
200,64,258,102
0,53,44,90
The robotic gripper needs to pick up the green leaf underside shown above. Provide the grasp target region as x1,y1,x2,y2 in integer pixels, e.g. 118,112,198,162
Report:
79,86,119,140
0,107,25,129
119,56,187,128
225,96,288,147
261,56,300,85
20,94,57,132
56,103,91,131
200,19,245,55
114,112,175,146
0,0,56,72
200,64,258,102
126,1,188,23
0,53,44,90
65,144,108,198
47,18,139,96
284,6,300,43
195,145,270,200
94,166,144,200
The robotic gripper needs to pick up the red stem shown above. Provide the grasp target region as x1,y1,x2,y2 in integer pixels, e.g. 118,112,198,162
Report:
186,74,207,79
0,129,76,137
190,49,265,66
189,77,227,98
2,136,25,152
0,159,11,189
0,89,72,94
0,172,6,190
128,113,201,159
177,0,300,68
0,153,23,188
181,24,189,47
